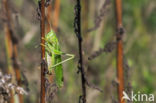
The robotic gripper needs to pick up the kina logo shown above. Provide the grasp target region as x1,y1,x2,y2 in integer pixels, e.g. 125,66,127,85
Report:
122,91,155,102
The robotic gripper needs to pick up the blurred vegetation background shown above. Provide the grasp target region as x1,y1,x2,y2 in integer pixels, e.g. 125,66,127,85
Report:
0,0,156,103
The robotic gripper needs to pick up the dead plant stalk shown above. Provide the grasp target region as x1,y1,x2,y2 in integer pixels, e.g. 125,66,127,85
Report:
115,0,125,103
40,0,46,103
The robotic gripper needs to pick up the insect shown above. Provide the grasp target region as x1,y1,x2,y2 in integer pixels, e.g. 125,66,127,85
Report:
41,30,74,88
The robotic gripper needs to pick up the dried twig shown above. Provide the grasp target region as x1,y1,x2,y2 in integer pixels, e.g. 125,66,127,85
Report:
36,0,52,21
2,0,25,102
115,0,125,102
87,0,110,32
74,0,86,103
0,72,27,103
39,0,46,103
88,42,116,60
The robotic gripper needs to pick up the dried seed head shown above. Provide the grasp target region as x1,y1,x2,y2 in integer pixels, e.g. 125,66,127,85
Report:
0,72,28,102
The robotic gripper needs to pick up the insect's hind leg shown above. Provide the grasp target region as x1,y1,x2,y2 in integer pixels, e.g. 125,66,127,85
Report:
51,53,74,68
41,43,74,69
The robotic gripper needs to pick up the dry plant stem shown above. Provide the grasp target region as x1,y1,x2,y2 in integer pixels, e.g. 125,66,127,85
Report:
3,0,23,102
75,0,86,102
4,24,14,103
13,45,23,103
79,36,86,103
115,0,125,103
47,5,52,32
78,8,86,103
40,0,46,103
53,0,60,31
47,0,60,32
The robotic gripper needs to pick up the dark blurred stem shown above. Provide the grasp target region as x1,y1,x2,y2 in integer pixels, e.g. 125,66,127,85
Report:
75,0,86,102
115,0,125,103
40,0,46,103
79,37,86,103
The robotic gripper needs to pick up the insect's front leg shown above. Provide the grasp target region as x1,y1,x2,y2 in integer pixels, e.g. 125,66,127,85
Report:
40,44,54,75
46,66,53,75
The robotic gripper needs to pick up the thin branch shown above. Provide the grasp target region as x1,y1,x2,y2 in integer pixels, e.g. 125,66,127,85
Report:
40,0,46,103
88,41,116,60
74,0,86,103
87,0,110,32
115,0,125,102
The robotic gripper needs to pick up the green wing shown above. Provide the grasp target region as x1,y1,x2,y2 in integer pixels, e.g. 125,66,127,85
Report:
54,47,63,88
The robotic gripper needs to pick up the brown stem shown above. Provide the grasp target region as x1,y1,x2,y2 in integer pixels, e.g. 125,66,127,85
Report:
53,0,60,31
40,0,46,103
3,0,23,102
47,0,60,32
115,0,125,103
47,5,52,32
4,24,14,103
13,45,23,103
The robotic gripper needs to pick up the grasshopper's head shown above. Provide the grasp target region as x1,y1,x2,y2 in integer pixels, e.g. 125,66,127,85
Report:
45,30,58,45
